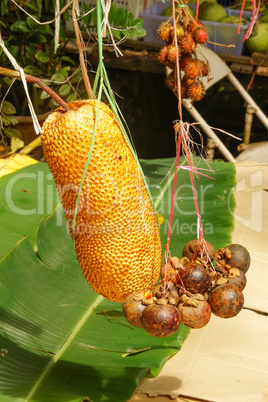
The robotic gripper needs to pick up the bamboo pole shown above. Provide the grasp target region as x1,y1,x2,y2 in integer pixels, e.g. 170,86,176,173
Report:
182,98,236,163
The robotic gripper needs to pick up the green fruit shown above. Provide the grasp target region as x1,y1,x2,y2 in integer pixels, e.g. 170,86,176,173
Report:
218,15,246,24
233,0,265,13
189,0,216,4
161,4,195,17
199,1,227,21
188,6,195,17
260,10,268,23
246,23,268,54
161,5,173,16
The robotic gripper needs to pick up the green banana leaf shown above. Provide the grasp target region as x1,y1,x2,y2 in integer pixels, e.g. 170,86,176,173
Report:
0,157,236,401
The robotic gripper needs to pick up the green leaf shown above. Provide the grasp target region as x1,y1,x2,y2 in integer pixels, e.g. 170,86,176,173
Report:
0,77,13,88
29,33,47,44
108,3,117,23
0,158,236,400
129,19,146,37
26,44,37,56
59,24,67,41
59,84,71,97
114,7,127,27
92,7,98,28
1,100,16,115
1,115,18,126
70,69,82,84
59,66,71,78
26,16,51,35
0,163,59,257
36,0,42,17
67,92,77,102
10,20,31,33
40,90,51,100
81,3,93,26
60,55,76,65
35,51,50,63
3,127,23,140
51,72,66,83
6,45,19,60
24,65,43,76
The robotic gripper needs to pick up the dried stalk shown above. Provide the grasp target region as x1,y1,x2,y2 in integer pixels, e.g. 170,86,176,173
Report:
0,67,69,112
72,0,94,99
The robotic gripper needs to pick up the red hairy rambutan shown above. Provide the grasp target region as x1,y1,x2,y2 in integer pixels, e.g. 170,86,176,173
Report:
170,25,185,41
167,44,181,65
182,58,200,79
194,28,208,43
182,76,195,87
180,55,192,70
187,18,205,34
187,82,206,101
157,23,172,43
179,32,196,54
158,46,169,64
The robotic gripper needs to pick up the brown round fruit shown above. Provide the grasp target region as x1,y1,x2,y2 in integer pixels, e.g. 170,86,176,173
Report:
178,300,211,329
141,304,181,337
228,269,247,291
225,244,251,273
182,238,215,262
179,262,211,294
208,284,244,318
122,292,147,328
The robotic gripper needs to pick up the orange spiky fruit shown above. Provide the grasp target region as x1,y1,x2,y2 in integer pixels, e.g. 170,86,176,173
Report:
182,58,201,79
187,18,205,34
179,32,196,54
167,44,181,66
41,100,162,302
194,28,208,43
187,82,206,101
157,22,172,42
159,46,169,64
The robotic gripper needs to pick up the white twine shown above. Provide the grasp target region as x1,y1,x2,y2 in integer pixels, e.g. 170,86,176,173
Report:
101,0,111,37
100,0,123,56
54,0,60,53
10,0,73,26
0,35,42,135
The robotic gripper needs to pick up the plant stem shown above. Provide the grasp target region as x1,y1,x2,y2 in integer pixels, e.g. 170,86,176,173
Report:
0,67,69,112
72,0,94,100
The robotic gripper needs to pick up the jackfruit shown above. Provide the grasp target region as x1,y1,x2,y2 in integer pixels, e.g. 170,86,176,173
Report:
41,100,162,302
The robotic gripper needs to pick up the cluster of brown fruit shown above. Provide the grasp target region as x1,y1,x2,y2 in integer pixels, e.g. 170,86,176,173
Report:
157,5,210,102
122,239,250,337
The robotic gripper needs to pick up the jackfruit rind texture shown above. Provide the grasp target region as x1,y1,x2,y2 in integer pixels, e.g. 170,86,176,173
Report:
41,100,162,302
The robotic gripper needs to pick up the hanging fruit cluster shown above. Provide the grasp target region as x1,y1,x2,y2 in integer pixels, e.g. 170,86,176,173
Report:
122,240,250,337
157,1,210,102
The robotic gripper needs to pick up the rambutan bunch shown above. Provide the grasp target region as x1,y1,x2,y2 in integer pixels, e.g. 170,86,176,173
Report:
157,5,210,103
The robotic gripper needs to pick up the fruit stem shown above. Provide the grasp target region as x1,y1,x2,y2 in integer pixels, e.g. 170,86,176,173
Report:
0,67,69,112
72,0,94,100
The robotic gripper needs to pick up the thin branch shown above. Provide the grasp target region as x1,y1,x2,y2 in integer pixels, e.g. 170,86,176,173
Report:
72,0,94,99
0,67,69,112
